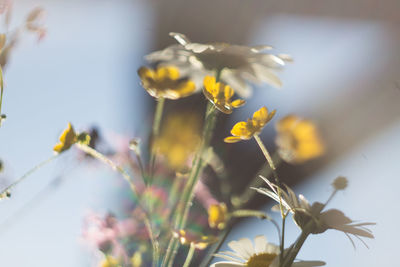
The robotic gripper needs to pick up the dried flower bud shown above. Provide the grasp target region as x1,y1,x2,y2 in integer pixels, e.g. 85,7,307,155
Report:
332,176,348,191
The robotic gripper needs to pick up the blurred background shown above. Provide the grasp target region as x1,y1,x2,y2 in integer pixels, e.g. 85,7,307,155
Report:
0,0,399,266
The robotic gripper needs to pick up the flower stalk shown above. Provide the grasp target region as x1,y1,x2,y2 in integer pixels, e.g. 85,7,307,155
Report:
149,97,166,182
254,134,286,219
163,69,222,267
0,154,58,197
182,243,196,267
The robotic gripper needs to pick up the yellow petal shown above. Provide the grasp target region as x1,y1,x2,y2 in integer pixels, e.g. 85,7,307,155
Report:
174,80,196,98
231,99,246,108
156,66,180,80
253,106,268,123
53,122,77,153
137,66,154,82
224,136,242,143
230,121,250,137
203,76,216,95
224,84,234,99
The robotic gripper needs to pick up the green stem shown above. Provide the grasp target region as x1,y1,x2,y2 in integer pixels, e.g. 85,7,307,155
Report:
282,227,311,267
75,143,160,266
149,97,165,182
182,243,196,267
253,134,285,219
280,213,287,266
231,209,271,220
0,154,58,197
163,69,222,267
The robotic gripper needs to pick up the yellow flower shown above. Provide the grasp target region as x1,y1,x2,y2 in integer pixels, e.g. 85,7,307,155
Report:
53,122,77,153
275,115,324,164
208,203,228,230
203,76,245,114
100,256,121,267
131,251,142,267
137,66,196,99
173,229,218,250
224,106,276,143
153,113,201,170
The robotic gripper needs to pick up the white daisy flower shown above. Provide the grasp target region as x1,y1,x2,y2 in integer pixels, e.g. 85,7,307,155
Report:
211,235,325,267
252,176,375,247
145,32,292,98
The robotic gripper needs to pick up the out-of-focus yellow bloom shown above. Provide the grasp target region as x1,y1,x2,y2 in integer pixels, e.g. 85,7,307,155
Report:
153,113,201,170
203,76,245,114
138,66,196,99
53,122,77,153
224,106,276,143
172,229,217,250
275,115,324,164
100,256,121,267
208,203,228,230
131,251,142,267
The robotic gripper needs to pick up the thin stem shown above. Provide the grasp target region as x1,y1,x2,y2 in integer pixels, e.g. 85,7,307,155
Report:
182,243,196,267
75,143,160,266
149,97,165,182
253,134,285,218
199,228,229,267
324,189,337,207
282,226,311,267
280,213,288,266
0,154,58,197
164,69,222,267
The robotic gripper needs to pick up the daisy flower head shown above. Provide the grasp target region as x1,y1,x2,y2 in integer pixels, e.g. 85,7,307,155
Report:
253,176,375,246
275,115,324,164
212,235,325,267
137,65,196,100
203,76,245,114
224,106,276,143
145,32,292,98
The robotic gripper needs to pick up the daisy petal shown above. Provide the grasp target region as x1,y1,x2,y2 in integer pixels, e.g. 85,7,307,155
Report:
210,261,244,267
254,235,268,254
228,240,251,260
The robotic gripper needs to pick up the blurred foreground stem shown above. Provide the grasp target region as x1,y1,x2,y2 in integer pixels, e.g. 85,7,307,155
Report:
149,97,165,183
182,243,196,267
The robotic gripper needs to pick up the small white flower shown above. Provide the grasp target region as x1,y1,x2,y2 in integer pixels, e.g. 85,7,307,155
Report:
211,235,325,267
146,32,291,98
253,176,375,247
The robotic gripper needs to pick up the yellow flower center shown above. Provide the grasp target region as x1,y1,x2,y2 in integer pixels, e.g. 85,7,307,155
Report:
246,253,277,267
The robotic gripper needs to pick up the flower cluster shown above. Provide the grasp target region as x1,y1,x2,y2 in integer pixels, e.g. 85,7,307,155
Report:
42,32,375,267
